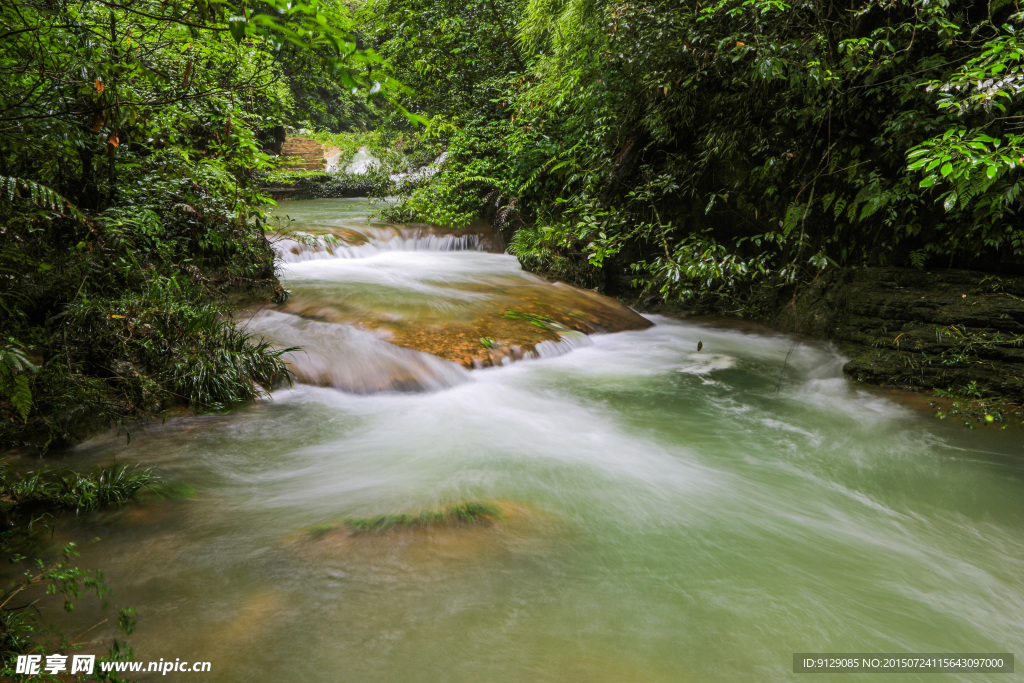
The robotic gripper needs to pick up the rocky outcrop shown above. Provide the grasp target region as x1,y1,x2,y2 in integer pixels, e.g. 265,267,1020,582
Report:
262,173,377,201
281,275,653,370
774,267,1024,400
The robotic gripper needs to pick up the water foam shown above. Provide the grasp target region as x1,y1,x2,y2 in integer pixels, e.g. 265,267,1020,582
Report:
243,310,469,394
272,231,486,263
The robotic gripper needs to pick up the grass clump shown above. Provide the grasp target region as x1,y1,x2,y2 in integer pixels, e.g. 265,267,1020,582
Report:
311,501,503,537
0,464,156,518
345,501,502,533
0,464,152,675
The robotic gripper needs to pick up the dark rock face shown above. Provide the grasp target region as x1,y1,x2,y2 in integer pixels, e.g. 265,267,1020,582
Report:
262,173,377,201
773,267,1024,400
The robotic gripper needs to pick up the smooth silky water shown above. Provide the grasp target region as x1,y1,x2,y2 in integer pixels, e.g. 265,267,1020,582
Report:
48,199,1024,681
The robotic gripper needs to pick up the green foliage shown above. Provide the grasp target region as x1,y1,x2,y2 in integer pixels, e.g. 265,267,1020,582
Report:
0,338,37,423
0,165,290,447
0,465,154,678
0,0,392,446
0,542,137,680
59,284,292,412
0,177,84,221
332,501,503,534
631,234,773,307
0,464,155,514
357,0,525,120
264,171,380,199
305,130,379,167
364,0,1024,308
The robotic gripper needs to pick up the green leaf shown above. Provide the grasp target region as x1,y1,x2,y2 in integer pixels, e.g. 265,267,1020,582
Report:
10,374,31,423
228,17,247,42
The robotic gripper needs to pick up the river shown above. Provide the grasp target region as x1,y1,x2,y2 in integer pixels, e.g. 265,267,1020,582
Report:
50,198,1024,681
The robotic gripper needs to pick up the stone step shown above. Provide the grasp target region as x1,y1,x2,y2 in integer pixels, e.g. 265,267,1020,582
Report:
280,137,327,170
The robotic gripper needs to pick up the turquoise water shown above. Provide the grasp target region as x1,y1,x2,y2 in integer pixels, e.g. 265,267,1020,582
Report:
49,199,1023,681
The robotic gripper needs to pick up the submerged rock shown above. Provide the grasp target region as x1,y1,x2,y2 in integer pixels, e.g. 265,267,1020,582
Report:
240,310,470,393
279,271,651,369
283,500,555,565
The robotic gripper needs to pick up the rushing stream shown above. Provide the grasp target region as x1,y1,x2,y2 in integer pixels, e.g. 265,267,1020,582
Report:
46,199,1024,681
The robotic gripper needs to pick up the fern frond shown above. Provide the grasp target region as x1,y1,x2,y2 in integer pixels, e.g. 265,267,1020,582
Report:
10,374,32,422
0,175,85,219
0,338,36,423
0,337,36,374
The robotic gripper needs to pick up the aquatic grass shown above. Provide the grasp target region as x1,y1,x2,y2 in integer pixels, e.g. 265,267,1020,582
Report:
306,523,337,539
137,482,197,502
345,501,503,533
502,309,557,331
0,464,156,514
310,501,503,537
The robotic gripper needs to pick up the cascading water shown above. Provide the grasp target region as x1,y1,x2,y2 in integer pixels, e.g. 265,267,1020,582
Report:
273,229,486,263
345,147,380,175
46,198,1024,682
342,145,449,185
253,198,649,375
243,310,470,393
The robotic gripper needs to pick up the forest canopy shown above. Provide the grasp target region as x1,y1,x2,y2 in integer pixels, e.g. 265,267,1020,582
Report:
0,0,390,447
359,0,1024,303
